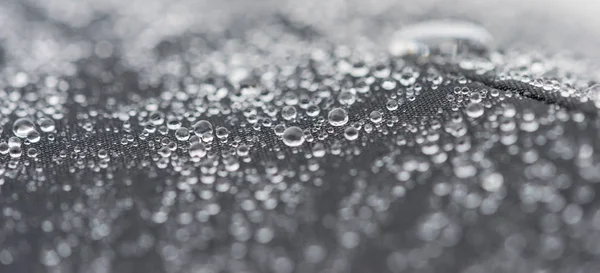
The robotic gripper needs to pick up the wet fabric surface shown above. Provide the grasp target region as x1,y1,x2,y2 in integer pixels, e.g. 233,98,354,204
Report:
2,1,600,273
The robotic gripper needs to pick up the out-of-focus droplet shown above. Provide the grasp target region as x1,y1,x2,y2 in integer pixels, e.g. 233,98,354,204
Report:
465,102,484,118
344,127,359,141
149,111,165,125
189,142,207,158
389,20,493,57
481,172,504,192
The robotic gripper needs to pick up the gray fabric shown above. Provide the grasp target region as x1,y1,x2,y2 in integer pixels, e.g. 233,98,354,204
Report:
1,1,600,273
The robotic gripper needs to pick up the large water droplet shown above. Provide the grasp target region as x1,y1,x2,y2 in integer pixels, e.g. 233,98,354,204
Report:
192,120,213,136
175,127,190,141
38,118,56,133
328,108,348,127
390,20,493,56
281,106,297,120
282,126,305,147
12,118,37,138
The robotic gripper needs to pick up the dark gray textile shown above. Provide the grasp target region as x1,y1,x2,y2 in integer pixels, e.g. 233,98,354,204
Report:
1,1,600,273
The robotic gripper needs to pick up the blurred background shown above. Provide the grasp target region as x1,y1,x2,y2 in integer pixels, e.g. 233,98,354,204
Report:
1,0,599,72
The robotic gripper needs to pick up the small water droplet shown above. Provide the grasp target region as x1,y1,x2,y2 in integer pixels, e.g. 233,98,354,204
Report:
27,148,39,158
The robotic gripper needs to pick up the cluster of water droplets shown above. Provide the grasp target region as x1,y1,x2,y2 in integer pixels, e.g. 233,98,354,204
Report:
1,8,600,272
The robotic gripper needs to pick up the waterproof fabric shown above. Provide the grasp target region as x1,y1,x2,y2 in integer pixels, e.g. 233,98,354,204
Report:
2,1,600,273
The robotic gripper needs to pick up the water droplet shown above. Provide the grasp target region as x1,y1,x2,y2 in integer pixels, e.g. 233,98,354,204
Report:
281,106,297,120
390,20,494,56
8,137,21,147
282,126,305,147
27,148,38,158
27,131,41,143
399,70,418,86
0,142,7,155
274,124,286,136
12,118,37,138
38,118,56,133
9,146,21,158
328,108,348,126
149,111,165,125
192,120,213,136
338,91,356,105
216,127,229,139
237,144,250,156
344,126,359,141
189,142,207,157
386,99,399,111
369,111,383,123
97,149,108,159
201,132,214,142
158,146,171,157
312,142,326,157
306,105,321,117
166,118,182,130
481,172,504,192
465,102,484,118
175,127,190,141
